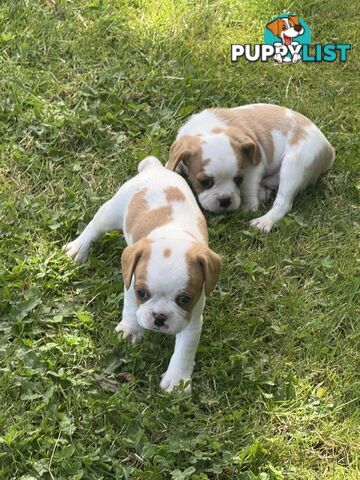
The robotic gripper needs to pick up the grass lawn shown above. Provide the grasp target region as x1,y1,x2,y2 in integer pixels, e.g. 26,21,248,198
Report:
0,0,359,479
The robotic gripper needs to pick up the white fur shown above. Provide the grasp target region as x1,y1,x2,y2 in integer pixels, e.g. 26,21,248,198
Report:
177,110,227,137
63,157,207,392
199,133,241,212
176,105,335,231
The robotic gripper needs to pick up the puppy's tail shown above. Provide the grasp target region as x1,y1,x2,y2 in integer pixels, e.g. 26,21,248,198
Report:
138,156,163,173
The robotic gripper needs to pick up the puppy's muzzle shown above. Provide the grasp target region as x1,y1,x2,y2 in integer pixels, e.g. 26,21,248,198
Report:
218,196,232,209
153,312,168,328
294,25,303,33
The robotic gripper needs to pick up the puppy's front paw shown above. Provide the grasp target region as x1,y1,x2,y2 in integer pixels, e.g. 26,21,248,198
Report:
115,322,144,344
63,239,89,264
242,202,259,213
249,215,274,233
259,187,272,202
160,370,191,393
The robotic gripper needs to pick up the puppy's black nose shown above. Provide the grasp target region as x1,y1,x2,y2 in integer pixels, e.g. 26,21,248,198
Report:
219,197,232,208
153,313,167,327
294,25,302,32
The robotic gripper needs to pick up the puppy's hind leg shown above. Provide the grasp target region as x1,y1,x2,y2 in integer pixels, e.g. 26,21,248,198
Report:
63,188,128,263
250,153,304,233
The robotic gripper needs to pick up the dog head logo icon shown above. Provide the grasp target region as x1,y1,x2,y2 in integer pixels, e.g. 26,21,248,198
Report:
264,14,310,63
266,15,304,45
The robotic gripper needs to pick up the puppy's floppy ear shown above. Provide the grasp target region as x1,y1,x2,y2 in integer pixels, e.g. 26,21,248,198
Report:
167,135,202,174
240,136,261,166
266,18,282,37
121,239,151,289
289,15,300,25
227,128,261,167
191,244,222,296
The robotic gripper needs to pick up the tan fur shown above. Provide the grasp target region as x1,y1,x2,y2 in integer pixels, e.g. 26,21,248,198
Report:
125,188,172,242
186,243,222,297
121,238,152,290
168,135,203,171
165,186,186,202
182,249,205,317
168,136,211,193
214,106,311,164
288,113,312,145
179,242,221,317
163,248,172,257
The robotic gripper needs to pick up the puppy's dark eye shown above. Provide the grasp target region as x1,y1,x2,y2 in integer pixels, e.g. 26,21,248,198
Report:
282,24,287,29
199,177,214,189
234,175,243,187
176,294,192,307
136,288,150,301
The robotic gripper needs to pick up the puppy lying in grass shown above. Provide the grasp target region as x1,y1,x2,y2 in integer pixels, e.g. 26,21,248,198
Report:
63,157,221,392
168,103,335,232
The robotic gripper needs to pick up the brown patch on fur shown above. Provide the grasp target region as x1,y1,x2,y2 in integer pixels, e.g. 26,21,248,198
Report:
182,248,205,318
288,112,312,145
184,243,222,318
211,127,223,134
163,248,172,257
167,135,203,171
133,246,153,304
187,155,211,194
190,158,211,194
214,105,311,164
167,136,211,193
121,238,152,290
165,186,186,202
125,188,172,242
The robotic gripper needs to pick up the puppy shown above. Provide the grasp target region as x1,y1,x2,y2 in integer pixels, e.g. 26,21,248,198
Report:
167,104,335,233
266,16,304,63
63,157,221,392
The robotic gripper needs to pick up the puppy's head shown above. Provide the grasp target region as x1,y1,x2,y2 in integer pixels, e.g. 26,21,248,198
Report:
168,129,260,213
121,238,221,335
266,16,304,44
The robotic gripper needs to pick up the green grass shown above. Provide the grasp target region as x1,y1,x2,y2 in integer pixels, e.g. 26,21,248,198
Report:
0,0,359,478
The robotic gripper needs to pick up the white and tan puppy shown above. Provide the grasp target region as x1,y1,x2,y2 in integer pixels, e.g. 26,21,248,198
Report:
168,104,335,233
63,157,221,392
